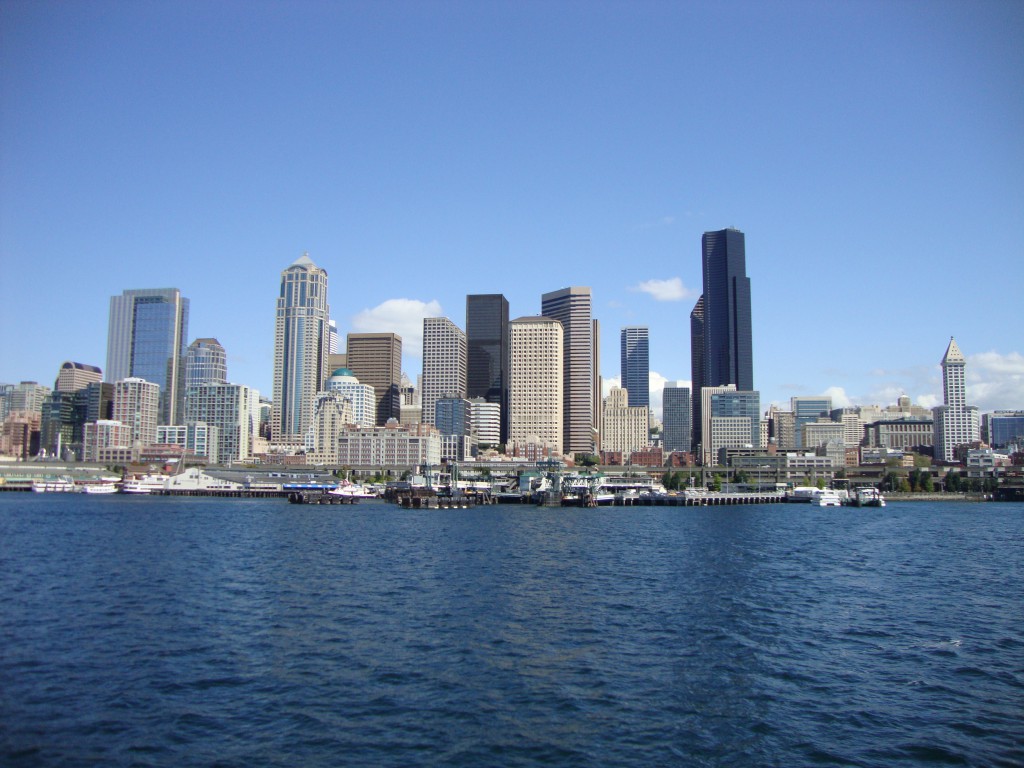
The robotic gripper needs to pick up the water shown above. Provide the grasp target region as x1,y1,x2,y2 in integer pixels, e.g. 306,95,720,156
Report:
2,495,1022,767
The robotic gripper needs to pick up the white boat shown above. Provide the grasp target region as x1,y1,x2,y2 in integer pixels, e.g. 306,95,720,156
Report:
121,475,167,494
329,482,376,500
32,478,76,493
812,489,843,507
854,487,886,507
81,481,119,494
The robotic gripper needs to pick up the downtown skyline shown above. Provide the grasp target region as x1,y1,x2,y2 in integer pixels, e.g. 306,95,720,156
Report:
2,3,1022,415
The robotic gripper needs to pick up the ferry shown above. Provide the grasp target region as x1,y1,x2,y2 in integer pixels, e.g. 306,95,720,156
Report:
31,477,76,493
812,488,843,507
121,475,168,494
80,480,119,494
853,487,886,507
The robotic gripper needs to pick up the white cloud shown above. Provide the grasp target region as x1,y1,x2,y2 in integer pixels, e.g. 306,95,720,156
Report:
822,386,853,409
967,351,1024,412
350,298,443,360
631,277,695,302
917,394,940,409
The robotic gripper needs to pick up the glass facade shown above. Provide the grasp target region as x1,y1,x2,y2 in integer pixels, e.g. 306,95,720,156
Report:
662,384,691,453
711,390,761,448
701,229,753,391
990,413,1024,449
466,294,509,443
620,326,650,412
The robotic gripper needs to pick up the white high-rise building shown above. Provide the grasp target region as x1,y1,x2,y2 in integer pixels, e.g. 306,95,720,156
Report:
185,339,227,389
421,317,467,429
305,391,355,464
469,397,500,446
541,287,593,456
509,316,563,453
933,337,980,463
113,377,161,448
324,368,376,428
272,255,330,444
185,382,260,463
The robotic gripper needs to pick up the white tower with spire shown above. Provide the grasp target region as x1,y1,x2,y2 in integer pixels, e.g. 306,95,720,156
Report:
272,254,330,445
932,337,980,463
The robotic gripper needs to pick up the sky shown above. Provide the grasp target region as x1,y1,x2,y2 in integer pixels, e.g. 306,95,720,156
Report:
2,0,1023,422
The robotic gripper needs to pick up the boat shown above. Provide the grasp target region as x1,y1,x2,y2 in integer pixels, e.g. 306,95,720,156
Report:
81,481,119,494
328,482,377,500
31,477,76,493
853,487,886,507
812,488,843,507
121,474,168,494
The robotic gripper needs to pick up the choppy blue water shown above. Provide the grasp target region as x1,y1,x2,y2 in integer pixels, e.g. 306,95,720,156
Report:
1,495,1022,767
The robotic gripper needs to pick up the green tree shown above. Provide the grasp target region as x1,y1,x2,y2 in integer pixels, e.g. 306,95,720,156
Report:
710,474,722,492
944,471,962,493
920,473,934,492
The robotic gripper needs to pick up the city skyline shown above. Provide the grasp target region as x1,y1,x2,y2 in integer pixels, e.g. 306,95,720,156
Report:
2,3,1022,416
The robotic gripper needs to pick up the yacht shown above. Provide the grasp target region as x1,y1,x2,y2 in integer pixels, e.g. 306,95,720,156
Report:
812,488,843,507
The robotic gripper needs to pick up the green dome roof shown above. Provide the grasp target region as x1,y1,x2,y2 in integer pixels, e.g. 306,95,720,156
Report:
331,368,357,378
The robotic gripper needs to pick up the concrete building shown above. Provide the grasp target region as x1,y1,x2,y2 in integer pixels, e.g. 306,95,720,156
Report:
864,419,934,451
336,421,441,467
421,317,467,429
54,362,102,393
324,368,376,428
156,423,219,464
106,288,189,425
82,419,134,464
509,316,563,455
541,287,593,456
791,396,832,449
932,337,980,462
113,377,161,449
346,333,402,426
601,387,650,460
305,391,355,465
184,382,260,463
272,255,330,444
469,398,500,446
185,338,227,389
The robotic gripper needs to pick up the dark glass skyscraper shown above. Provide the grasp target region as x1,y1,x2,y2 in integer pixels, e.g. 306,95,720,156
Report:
690,228,753,457
620,326,649,412
702,228,753,391
466,294,510,443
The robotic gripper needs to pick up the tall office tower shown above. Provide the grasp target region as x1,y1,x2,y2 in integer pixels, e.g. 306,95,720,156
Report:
346,333,402,426
185,382,260,463
421,317,467,429
592,318,602,451
792,396,833,449
185,339,227,390
435,396,472,436
113,377,160,448
986,411,1024,449
689,296,705,453
932,337,980,462
509,316,563,453
272,255,330,444
54,362,102,393
701,228,753,391
106,288,190,425
541,287,593,456
466,294,510,444
620,326,650,413
662,384,692,453
328,320,340,354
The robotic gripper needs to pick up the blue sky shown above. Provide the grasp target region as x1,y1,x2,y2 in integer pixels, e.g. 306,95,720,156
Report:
2,1,1022,419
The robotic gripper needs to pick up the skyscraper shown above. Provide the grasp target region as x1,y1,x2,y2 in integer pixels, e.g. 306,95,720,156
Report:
54,362,103,393
346,333,402,426
662,384,692,453
112,377,161,448
541,287,594,456
620,326,650,413
689,296,705,454
701,228,753,392
509,316,563,453
185,338,227,390
466,294,510,444
272,255,330,444
106,288,190,425
421,317,467,429
932,337,980,462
